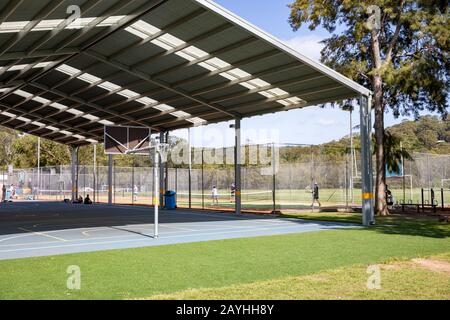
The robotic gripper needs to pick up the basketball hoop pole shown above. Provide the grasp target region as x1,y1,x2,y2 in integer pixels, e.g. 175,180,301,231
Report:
153,146,159,239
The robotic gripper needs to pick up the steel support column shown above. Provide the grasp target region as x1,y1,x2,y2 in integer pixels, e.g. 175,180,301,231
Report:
234,118,242,215
159,132,165,207
360,95,375,226
71,146,78,201
93,144,97,203
108,154,113,205
188,128,192,209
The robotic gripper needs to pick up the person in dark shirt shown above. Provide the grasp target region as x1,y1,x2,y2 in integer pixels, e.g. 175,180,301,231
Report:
386,185,394,206
230,182,236,202
1,185,6,202
312,183,321,207
84,194,93,205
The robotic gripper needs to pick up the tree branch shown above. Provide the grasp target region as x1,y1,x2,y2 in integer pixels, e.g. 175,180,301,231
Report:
384,0,405,66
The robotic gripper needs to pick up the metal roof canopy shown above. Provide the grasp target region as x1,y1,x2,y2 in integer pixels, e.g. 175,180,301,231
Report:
0,0,372,146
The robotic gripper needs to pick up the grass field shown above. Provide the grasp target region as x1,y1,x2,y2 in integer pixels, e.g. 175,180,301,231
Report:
0,213,449,300
150,253,450,300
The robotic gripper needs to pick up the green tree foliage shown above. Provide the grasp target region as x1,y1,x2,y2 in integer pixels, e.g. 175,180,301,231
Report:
375,131,413,173
289,0,449,215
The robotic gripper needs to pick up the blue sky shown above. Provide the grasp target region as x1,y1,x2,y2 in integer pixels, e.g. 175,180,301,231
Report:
172,0,424,147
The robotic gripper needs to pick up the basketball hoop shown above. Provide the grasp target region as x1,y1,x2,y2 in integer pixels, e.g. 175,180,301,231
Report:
104,125,151,156
103,125,170,239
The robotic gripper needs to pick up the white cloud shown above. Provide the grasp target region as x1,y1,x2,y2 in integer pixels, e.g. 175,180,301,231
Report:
283,35,325,62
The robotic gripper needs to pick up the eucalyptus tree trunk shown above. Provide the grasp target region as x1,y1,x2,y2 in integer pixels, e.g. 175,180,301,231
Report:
371,28,389,216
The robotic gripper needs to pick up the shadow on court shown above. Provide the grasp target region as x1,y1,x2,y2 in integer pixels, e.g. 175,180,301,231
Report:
0,201,353,236
0,201,358,260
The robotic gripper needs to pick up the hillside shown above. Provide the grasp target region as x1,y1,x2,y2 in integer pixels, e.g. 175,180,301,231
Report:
0,115,448,170
322,115,450,154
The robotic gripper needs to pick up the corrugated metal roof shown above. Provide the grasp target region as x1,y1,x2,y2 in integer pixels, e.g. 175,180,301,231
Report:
0,0,371,146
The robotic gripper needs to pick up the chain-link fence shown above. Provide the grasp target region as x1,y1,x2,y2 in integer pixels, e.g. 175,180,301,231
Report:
2,146,449,211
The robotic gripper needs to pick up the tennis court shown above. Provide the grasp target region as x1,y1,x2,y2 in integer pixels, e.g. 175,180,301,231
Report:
0,201,356,260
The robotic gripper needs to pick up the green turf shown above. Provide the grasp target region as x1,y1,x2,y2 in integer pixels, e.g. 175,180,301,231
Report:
149,253,450,300
0,215,449,300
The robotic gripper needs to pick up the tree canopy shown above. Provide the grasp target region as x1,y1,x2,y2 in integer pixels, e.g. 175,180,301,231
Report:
289,0,449,215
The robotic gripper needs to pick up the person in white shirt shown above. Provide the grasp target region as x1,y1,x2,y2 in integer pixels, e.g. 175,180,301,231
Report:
211,186,219,206
133,185,138,202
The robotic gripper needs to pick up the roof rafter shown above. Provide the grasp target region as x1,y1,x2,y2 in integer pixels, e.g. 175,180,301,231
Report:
84,50,241,119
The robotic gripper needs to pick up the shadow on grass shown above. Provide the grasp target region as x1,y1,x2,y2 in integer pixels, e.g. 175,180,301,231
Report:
282,212,450,239
371,216,450,239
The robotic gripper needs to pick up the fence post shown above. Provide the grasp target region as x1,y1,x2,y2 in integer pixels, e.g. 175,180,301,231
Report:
132,159,135,205
202,148,204,210
93,144,97,203
441,188,444,210
272,143,276,214
188,128,192,209
421,188,424,210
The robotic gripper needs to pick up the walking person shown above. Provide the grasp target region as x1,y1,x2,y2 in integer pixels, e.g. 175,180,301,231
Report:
312,183,321,208
230,182,236,202
133,185,139,202
211,185,219,206
1,184,6,202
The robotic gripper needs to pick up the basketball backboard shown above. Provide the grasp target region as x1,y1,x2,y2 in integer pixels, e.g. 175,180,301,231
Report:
104,126,151,155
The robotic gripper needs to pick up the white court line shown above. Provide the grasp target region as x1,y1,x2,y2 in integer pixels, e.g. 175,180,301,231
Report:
0,220,305,247
0,233,36,243
0,223,333,254
17,227,68,242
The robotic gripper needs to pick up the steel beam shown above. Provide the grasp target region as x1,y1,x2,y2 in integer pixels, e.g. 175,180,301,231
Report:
0,100,101,140
71,146,78,201
148,84,344,128
159,132,165,207
234,118,241,215
0,0,24,24
83,50,240,118
0,0,168,100
109,8,208,60
148,37,258,79
28,82,153,128
360,95,375,226
0,48,80,61
0,0,64,56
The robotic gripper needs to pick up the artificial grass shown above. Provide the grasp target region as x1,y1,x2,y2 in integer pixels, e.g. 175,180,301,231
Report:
0,216,449,300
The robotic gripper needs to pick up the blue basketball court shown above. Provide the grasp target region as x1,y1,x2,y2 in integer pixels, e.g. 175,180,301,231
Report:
0,201,356,260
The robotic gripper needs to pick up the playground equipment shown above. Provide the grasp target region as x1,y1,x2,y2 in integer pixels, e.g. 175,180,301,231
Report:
401,188,449,213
